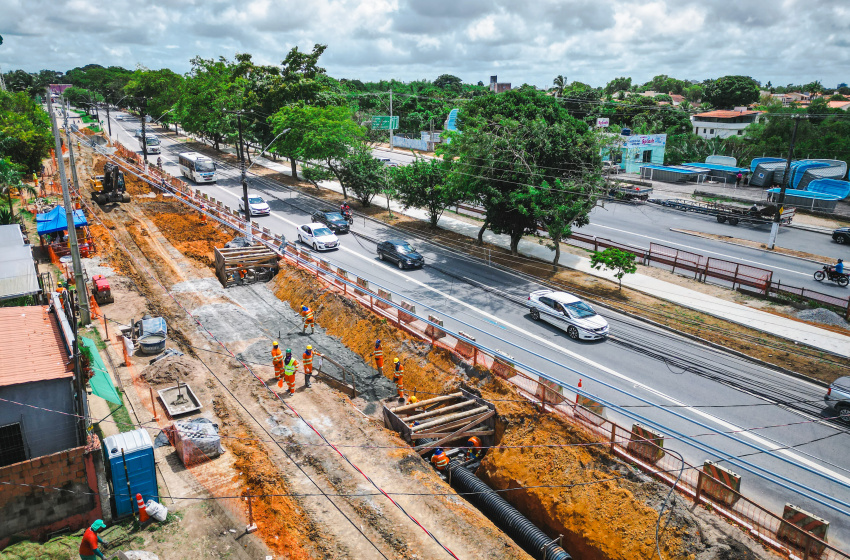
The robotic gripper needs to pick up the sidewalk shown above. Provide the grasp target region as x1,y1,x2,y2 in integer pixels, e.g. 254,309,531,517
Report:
170,134,850,358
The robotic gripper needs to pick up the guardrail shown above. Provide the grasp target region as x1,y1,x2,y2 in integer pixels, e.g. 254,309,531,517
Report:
90,138,850,559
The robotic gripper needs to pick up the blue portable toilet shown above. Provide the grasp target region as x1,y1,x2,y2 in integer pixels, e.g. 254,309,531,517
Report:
103,429,158,518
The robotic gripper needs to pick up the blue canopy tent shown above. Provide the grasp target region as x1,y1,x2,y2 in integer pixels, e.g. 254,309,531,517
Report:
36,206,88,236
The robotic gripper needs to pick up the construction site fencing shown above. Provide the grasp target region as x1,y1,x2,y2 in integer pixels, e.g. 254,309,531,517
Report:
90,139,849,558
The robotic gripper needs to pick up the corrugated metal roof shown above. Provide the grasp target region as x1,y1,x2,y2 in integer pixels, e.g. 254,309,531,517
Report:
693,110,760,118
0,306,72,387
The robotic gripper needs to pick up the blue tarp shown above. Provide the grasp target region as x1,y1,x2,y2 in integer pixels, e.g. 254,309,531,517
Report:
36,206,88,235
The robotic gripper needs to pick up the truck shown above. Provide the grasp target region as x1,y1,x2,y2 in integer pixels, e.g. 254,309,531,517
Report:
139,134,161,154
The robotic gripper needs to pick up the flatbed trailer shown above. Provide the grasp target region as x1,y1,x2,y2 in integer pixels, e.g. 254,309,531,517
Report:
649,198,796,226
608,183,653,201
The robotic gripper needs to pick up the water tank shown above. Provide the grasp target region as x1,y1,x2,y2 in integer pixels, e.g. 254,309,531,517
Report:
103,429,158,518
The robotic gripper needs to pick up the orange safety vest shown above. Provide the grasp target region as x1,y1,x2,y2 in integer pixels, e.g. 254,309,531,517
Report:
302,351,313,366
302,308,314,322
431,453,449,470
372,346,383,367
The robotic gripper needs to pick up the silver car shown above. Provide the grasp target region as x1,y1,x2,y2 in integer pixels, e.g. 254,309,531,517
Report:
825,376,850,423
527,289,609,340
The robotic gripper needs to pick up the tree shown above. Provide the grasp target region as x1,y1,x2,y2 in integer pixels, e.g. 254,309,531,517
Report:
176,56,240,151
802,81,824,94
590,247,637,290
0,157,36,221
434,74,462,92
537,178,601,268
62,87,103,115
334,146,386,207
124,68,184,126
703,76,760,109
0,90,53,172
390,158,458,227
604,77,632,96
552,75,567,97
441,86,601,254
268,104,364,187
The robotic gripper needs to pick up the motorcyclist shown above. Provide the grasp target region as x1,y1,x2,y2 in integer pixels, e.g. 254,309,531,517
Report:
833,259,845,275
340,201,351,215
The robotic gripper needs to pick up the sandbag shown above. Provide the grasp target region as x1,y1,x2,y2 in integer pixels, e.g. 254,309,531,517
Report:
145,499,168,522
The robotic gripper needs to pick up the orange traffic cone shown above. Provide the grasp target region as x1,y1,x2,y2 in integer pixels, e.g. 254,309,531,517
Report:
278,377,283,389
136,493,149,523
576,379,582,404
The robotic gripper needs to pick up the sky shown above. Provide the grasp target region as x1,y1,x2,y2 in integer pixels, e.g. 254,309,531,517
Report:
1,0,849,88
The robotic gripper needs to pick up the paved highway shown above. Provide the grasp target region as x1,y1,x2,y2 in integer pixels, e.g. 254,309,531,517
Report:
105,115,850,548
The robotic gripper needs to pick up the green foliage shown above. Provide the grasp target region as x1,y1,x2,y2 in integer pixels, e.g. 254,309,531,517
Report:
434,74,463,92
390,157,457,227
604,77,632,96
684,84,704,103
1,69,66,98
590,247,637,290
665,134,753,166
703,76,760,109
269,104,364,187
537,178,601,267
176,56,240,150
0,156,36,220
552,75,568,97
643,74,687,95
743,108,850,168
334,146,387,207
64,64,133,100
124,68,184,124
0,91,53,172
63,87,103,114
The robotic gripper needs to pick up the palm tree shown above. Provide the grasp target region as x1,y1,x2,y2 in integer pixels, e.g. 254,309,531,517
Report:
552,75,567,97
0,158,36,222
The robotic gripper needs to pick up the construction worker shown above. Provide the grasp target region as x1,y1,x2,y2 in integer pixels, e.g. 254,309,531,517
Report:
301,305,315,334
392,358,404,401
79,519,109,560
370,339,384,375
430,448,450,471
464,435,483,460
271,341,284,383
282,349,298,395
303,345,315,388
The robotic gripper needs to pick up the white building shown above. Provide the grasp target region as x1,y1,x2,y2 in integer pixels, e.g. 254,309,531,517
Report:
690,110,760,139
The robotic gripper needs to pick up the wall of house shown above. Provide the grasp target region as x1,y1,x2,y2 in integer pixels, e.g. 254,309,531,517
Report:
0,441,104,547
0,378,79,460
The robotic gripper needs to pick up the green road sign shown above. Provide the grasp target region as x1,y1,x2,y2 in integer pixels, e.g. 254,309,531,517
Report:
371,116,399,130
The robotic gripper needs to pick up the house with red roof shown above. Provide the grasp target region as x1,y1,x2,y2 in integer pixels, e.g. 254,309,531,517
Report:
690,109,761,139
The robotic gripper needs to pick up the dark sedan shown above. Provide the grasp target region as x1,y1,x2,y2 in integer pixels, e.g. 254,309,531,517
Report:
311,210,350,234
833,227,850,245
377,240,425,269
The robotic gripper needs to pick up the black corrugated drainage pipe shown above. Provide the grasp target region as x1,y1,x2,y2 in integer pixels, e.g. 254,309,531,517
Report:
446,463,572,560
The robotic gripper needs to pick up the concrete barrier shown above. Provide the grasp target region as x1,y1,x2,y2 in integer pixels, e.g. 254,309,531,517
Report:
699,461,741,506
576,393,605,417
491,358,516,380
627,424,665,463
355,277,369,296
536,377,563,404
375,289,393,310
425,315,446,340
777,503,829,555
398,301,416,324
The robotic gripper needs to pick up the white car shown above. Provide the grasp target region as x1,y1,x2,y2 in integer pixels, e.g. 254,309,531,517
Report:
297,223,339,251
238,195,270,216
527,289,609,340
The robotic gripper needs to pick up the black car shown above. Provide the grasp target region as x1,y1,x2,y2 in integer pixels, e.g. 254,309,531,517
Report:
834,227,850,245
377,240,425,269
311,210,349,234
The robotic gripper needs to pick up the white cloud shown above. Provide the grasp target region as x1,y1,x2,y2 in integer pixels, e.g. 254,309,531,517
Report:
0,0,847,87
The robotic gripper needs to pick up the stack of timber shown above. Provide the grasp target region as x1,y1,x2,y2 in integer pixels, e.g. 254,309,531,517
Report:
383,390,495,455
214,245,280,288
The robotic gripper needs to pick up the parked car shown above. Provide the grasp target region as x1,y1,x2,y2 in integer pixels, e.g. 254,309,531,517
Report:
238,195,270,216
297,223,339,251
527,289,609,340
833,227,850,245
377,239,425,269
602,160,621,174
311,210,350,233
825,376,850,422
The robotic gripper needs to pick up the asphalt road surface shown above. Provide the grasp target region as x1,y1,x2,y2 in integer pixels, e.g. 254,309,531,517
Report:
105,114,850,548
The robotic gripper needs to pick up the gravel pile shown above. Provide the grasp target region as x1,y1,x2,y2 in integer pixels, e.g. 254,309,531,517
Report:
796,307,850,329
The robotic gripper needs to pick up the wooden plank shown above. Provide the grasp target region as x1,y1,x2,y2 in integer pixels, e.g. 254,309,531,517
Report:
412,429,493,440
392,392,462,414
410,406,489,432
415,418,495,455
404,400,476,423
409,410,494,437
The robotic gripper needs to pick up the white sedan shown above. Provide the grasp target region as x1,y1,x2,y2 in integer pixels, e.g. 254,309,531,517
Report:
238,195,271,216
297,223,339,251
527,289,609,340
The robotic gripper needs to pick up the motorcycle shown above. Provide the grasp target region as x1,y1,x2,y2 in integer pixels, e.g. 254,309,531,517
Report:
341,208,353,224
814,265,849,287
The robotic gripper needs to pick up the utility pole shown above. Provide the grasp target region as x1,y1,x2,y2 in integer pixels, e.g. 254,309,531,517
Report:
228,110,252,230
105,97,112,138
49,89,91,325
389,88,394,151
767,115,801,250
140,97,148,165
63,99,82,192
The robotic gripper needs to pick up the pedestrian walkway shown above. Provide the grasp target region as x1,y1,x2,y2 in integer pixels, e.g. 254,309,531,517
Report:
172,136,850,359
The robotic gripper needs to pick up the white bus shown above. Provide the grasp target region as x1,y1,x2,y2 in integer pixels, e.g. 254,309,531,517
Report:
177,152,216,183
139,134,161,154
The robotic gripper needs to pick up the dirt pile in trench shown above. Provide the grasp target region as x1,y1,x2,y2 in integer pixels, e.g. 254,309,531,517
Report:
138,200,233,267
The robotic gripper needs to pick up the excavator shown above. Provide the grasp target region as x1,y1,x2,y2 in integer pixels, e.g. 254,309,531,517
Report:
91,162,131,204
